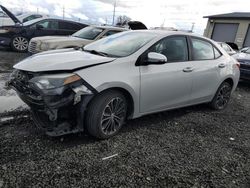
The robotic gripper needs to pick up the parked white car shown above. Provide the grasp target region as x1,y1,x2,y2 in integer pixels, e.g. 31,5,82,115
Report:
7,30,240,139
28,25,128,54
217,42,237,56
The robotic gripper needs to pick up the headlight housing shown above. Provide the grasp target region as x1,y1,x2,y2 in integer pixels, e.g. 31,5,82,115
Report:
40,43,49,50
0,29,9,34
29,73,82,90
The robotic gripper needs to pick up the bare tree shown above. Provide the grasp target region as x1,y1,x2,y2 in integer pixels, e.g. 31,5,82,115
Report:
116,15,131,27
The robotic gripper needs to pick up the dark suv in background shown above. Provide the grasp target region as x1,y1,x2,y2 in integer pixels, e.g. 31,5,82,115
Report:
0,5,88,52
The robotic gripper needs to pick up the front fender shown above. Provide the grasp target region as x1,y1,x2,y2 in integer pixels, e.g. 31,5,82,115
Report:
96,82,140,119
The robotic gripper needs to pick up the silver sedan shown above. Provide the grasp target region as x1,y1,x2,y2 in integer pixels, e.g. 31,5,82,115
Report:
8,30,240,139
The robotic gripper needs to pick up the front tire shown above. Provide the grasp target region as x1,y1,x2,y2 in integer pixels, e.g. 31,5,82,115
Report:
210,82,232,110
85,90,128,139
11,36,29,52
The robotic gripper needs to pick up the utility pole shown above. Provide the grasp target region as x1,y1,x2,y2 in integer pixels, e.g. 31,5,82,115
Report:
37,8,39,14
161,19,165,28
63,6,65,20
112,0,117,26
191,22,195,32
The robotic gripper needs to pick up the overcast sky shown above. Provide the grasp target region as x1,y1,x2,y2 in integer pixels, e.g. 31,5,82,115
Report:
0,0,250,34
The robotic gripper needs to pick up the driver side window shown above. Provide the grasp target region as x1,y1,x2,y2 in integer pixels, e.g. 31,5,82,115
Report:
32,20,58,29
149,36,189,62
38,20,49,28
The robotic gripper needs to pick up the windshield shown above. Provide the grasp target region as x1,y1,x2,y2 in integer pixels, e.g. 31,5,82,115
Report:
84,31,157,57
23,18,44,26
72,26,104,40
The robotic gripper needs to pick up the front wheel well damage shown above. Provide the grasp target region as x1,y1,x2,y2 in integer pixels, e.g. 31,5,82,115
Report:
223,78,234,87
86,87,135,120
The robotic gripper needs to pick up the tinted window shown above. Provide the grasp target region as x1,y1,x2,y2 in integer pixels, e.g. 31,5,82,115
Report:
214,47,222,58
33,20,58,29
59,22,80,30
103,30,122,37
149,36,188,62
191,38,214,60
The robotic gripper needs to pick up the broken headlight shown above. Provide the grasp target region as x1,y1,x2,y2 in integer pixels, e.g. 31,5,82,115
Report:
29,73,82,90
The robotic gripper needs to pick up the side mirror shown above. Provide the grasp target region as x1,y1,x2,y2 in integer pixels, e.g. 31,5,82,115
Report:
36,24,44,30
147,52,167,64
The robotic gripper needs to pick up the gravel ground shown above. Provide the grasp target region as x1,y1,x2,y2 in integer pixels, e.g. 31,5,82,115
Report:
0,51,250,187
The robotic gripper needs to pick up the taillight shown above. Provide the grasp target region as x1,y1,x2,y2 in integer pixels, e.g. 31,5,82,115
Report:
236,62,240,68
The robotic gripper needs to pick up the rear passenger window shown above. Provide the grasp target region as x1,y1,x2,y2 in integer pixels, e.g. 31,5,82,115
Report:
59,22,80,31
191,38,214,60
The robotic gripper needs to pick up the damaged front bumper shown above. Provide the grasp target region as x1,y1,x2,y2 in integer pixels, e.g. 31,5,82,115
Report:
6,70,96,136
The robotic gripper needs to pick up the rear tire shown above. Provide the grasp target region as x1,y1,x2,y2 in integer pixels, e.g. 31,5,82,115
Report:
85,90,127,139
11,36,29,52
210,82,232,110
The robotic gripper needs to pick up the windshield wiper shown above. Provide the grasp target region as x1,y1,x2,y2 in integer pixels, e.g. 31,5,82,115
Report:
83,49,109,57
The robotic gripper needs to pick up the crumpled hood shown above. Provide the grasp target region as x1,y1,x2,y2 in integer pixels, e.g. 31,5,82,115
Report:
14,48,116,72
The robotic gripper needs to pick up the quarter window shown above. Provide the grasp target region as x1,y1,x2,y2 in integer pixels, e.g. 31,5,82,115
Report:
149,36,188,62
214,47,222,58
191,38,214,60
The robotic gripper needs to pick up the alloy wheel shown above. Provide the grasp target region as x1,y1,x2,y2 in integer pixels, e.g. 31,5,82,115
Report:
13,37,28,51
100,97,126,135
215,84,232,109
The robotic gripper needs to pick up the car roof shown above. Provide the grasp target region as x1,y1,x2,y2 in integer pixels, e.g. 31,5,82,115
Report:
90,25,128,31
23,17,87,26
126,29,206,38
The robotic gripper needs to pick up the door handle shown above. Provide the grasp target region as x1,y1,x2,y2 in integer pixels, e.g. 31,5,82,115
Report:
218,63,226,68
183,67,194,72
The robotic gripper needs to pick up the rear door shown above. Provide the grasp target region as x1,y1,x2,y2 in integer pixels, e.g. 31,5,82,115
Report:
139,36,193,113
188,37,226,103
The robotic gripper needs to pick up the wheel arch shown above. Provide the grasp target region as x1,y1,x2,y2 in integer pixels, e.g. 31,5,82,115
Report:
94,83,138,119
223,77,234,87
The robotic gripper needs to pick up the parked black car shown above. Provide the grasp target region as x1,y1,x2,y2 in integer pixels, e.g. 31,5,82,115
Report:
232,49,250,80
0,5,88,52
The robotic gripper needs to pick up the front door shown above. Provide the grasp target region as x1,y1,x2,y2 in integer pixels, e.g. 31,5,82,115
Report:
140,36,193,113
28,20,58,38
